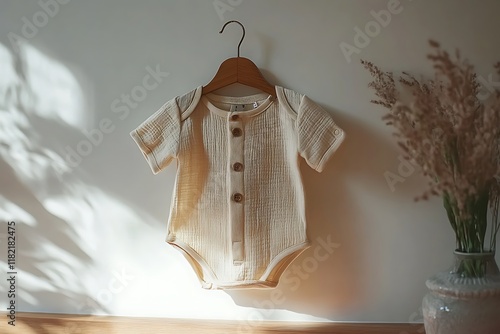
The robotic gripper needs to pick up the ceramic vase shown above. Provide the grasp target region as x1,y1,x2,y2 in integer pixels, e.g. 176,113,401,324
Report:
422,251,500,334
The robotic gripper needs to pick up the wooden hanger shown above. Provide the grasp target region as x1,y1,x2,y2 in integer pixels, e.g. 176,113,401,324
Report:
202,20,277,98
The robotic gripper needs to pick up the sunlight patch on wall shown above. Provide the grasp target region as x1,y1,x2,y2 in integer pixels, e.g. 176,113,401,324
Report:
19,43,87,129
0,195,36,227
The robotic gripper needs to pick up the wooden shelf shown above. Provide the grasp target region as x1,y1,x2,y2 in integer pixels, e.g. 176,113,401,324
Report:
1,312,425,334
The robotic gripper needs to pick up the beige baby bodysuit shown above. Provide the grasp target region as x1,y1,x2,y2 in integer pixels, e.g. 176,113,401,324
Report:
130,85,345,289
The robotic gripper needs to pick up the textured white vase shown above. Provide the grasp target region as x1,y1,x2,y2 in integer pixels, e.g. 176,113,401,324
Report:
422,251,500,334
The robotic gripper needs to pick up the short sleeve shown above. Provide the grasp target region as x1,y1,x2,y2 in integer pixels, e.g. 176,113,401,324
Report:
130,100,180,174
297,95,345,172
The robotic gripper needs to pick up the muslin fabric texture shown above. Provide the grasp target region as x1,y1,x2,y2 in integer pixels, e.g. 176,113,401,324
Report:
130,86,345,289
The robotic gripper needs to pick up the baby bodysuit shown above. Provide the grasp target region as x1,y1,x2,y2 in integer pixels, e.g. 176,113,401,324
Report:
130,85,345,289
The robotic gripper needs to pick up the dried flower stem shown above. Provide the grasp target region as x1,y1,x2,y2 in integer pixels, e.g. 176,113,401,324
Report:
361,41,500,270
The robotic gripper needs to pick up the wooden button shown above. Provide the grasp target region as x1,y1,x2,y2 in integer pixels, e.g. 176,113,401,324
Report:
233,162,243,172
231,115,240,121
233,193,243,202
232,128,242,137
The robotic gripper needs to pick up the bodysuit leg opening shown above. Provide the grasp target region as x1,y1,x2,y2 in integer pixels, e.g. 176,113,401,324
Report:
168,239,219,289
259,241,311,284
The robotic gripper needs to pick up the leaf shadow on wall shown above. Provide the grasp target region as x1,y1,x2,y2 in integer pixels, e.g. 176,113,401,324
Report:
0,40,165,332
0,41,107,320
225,104,418,321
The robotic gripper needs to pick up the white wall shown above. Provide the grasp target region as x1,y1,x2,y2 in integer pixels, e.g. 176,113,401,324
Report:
1,0,499,326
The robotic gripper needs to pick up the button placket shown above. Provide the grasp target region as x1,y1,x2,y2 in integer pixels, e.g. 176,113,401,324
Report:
228,113,245,264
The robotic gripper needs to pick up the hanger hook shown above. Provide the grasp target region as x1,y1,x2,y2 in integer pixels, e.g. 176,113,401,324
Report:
219,20,245,58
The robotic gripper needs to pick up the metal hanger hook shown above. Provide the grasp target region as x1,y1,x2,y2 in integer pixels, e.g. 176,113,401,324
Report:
219,20,245,58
